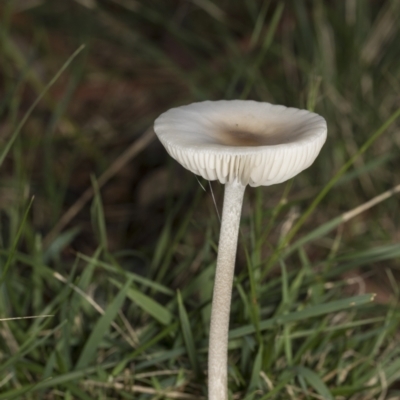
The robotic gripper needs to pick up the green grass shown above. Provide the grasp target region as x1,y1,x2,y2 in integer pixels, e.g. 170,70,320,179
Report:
1,0,400,399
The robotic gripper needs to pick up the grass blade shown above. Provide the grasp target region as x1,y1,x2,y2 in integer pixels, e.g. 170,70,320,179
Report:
229,294,375,339
75,279,131,370
0,45,85,167
110,278,173,325
177,289,200,376
0,197,34,286
295,366,334,400
247,344,263,393
177,290,200,375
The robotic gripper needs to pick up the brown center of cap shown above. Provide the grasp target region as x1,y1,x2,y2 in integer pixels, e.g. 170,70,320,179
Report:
214,123,294,147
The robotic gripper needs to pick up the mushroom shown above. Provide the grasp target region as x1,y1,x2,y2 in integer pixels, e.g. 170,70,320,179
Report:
154,100,327,400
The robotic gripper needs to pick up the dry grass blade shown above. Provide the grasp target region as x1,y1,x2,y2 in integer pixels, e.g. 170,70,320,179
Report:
191,0,226,22
361,2,399,65
53,272,138,347
342,183,400,222
82,379,202,399
0,315,53,321
44,128,155,246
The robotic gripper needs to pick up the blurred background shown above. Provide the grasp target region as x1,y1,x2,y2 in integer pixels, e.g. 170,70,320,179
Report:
1,0,400,399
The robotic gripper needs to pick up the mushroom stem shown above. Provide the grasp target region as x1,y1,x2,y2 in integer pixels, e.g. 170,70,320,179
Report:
208,180,246,400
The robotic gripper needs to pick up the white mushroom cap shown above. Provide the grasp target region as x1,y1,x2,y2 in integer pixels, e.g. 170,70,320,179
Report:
154,100,327,187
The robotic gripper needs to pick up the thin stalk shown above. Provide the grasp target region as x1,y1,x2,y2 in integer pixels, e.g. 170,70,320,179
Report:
208,180,246,400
